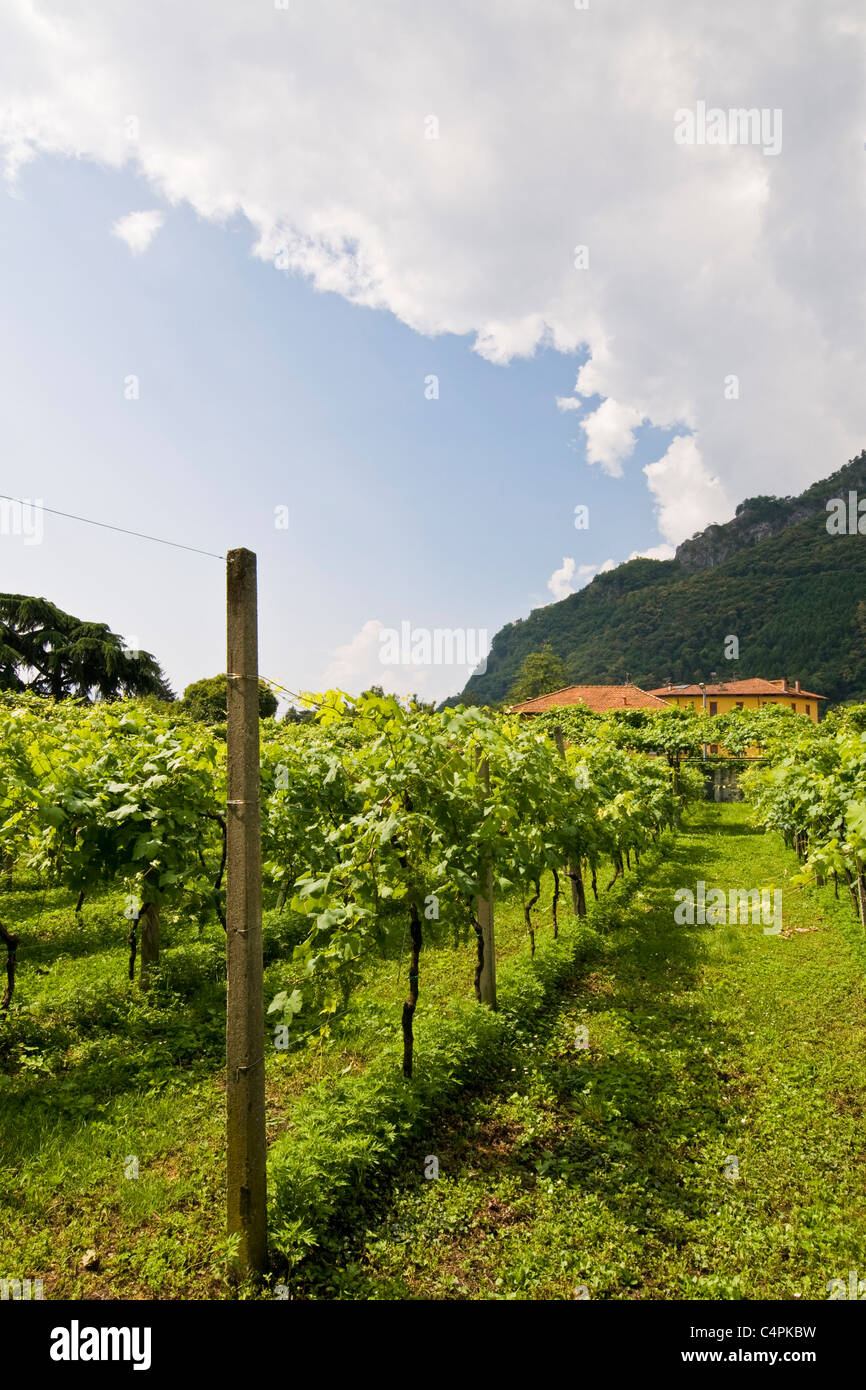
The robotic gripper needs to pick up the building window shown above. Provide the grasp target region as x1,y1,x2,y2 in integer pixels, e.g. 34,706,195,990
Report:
709,701,718,715
735,701,743,709
806,704,811,715
791,702,796,710
709,744,718,755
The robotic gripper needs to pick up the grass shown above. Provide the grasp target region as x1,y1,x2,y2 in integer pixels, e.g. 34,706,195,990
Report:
315,803,866,1299
0,851,608,1298
1,802,864,1300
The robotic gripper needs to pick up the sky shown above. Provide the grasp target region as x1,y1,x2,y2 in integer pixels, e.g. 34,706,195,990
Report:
0,0,864,705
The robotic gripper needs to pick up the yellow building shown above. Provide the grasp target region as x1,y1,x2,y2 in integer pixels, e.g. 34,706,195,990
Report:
647,677,824,722
647,678,826,756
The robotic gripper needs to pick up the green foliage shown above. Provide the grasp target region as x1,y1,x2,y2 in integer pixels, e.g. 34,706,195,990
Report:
0,687,695,1051
267,844,662,1273
0,692,226,925
259,690,690,1045
505,645,569,704
827,700,866,733
343,804,866,1301
0,593,173,701
741,705,866,921
4,797,863,1300
180,673,277,724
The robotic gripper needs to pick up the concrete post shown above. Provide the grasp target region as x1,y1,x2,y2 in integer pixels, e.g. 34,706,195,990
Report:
225,548,267,1279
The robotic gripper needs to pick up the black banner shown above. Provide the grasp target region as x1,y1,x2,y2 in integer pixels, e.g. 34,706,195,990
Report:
3,1298,859,1378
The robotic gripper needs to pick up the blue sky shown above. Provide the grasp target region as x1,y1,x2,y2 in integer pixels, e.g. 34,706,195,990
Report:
0,155,681,703
1,1,862,703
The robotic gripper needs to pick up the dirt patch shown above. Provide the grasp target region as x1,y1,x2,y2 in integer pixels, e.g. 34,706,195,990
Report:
579,972,616,997
479,1194,526,1229
831,1088,865,1119
472,1117,523,1166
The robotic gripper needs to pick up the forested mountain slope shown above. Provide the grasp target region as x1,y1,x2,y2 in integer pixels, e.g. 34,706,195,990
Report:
456,452,866,706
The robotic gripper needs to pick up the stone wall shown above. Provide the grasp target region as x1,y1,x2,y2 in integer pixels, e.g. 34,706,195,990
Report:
705,765,743,802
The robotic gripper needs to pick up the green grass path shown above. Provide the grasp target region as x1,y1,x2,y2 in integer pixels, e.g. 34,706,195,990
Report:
336,803,866,1300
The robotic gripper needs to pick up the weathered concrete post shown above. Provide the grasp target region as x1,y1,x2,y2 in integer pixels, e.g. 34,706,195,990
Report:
226,547,267,1279
476,755,497,1008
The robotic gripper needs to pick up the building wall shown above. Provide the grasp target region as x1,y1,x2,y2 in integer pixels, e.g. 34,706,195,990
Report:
659,693,819,723
706,765,744,802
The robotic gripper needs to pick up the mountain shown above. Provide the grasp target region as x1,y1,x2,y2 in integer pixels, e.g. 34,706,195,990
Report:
454,452,866,707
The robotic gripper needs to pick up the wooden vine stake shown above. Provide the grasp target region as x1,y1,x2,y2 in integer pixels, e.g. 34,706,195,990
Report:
475,754,497,1008
225,548,268,1280
0,920,19,1011
552,725,584,916
138,866,160,984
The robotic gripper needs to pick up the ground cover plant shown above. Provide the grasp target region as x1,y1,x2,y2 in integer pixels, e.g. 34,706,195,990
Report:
1,693,864,1299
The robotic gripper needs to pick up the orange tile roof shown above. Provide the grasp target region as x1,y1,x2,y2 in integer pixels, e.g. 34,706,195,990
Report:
509,683,670,714
647,678,826,700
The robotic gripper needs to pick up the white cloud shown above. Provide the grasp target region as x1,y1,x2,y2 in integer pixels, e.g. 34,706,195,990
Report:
323,618,383,689
547,555,615,601
643,435,730,546
111,209,164,255
323,618,485,702
548,557,577,601
579,399,644,477
555,395,583,413
0,0,864,511
628,543,677,561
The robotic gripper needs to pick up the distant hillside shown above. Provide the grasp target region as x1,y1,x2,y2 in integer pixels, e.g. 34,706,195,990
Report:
455,452,866,707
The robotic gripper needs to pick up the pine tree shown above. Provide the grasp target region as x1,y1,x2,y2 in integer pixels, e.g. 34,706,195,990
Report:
0,594,173,702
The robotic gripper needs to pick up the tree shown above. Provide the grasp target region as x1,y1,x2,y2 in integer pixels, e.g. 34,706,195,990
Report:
0,594,173,702
181,673,277,723
505,645,570,705
281,704,315,725
360,685,436,713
